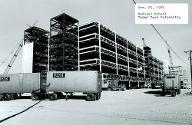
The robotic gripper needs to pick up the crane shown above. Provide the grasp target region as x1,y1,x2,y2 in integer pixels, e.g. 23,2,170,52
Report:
142,38,146,47
142,37,173,73
4,21,38,74
168,48,174,73
4,41,23,74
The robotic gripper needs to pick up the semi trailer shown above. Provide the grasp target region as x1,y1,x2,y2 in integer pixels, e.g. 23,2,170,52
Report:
0,73,40,100
0,71,102,101
161,74,181,97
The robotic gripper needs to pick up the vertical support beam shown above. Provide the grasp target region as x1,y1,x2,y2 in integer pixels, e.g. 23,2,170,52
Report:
62,19,66,71
48,32,50,72
143,48,146,86
136,47,139,87
158,64,159,83
98,23,102,72
49,18,53,71
48,19,52,72
190,51,192,91
127,42,129,77
137,82,140,88
115,33,118,75
127,43,131,88
78,22,80,71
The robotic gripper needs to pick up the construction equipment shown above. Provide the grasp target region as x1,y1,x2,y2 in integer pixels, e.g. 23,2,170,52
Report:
168,48,174,73
3,21,39,74
142,38,146,47
4,41,23,74
161,74,181,97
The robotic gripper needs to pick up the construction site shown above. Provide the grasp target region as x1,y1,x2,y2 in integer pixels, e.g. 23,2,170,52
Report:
21,13,164,90
0,1,191,124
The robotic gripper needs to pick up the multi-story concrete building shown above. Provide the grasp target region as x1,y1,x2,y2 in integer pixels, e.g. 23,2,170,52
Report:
78,22,151,89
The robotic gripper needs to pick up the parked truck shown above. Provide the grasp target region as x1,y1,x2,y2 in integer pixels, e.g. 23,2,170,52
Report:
0,71,102,101
0,73,40,100
161,74,181,97
46,71,102,101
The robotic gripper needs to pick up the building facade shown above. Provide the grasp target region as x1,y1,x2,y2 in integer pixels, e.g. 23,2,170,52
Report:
79,22,163,88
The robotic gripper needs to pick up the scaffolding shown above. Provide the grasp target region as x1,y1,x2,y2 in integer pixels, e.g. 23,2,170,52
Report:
24,26,49,73
49,13,79,71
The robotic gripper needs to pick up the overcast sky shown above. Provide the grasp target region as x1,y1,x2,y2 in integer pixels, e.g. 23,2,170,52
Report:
0,0,191,73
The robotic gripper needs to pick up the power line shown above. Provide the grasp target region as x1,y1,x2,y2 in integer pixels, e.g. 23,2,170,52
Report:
150,24,187,65
131,0,187,65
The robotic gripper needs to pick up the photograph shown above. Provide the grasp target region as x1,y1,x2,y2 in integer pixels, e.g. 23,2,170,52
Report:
0,0,191,125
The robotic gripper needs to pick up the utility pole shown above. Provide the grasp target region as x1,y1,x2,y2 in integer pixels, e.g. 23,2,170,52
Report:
184,50,192,91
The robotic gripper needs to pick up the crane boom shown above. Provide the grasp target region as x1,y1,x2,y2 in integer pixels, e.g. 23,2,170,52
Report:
142,38,147,47
3,21,38,74
168,48,174,73
4,41,23,74
168,48,173,67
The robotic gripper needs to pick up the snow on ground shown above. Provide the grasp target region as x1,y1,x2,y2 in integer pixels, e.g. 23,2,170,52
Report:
0,89,192,125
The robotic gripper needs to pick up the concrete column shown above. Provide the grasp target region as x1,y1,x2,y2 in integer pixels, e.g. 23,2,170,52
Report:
98,23,102,72
128,80,131,89
77,22,80,71
115,33,118,75
137,81,140,88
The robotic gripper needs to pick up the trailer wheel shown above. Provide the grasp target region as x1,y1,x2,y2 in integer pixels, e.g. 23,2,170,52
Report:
96,93,100,100
31,93,39,100
171,90,176,97
12,93,18,99
121,87,126,91
0,94,3,101
86,94,96,101
48,93,57,100
54,92,63,99
86,94,92,101
161,89,165,96
161,92,165,96
3,94,11,101
177,89,181,94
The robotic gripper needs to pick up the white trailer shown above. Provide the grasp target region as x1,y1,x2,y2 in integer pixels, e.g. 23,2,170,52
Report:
0,73,40,100
0,71,102,101
162,74,181,97
45,71,102,101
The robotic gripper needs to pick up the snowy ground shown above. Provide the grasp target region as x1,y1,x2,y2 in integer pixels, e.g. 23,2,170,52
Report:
0,89,192,125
